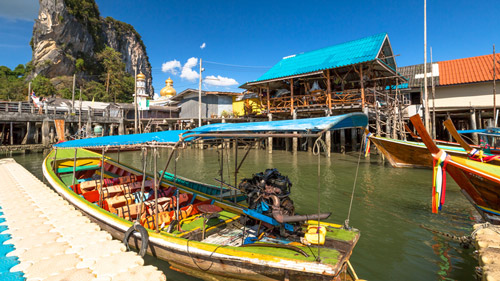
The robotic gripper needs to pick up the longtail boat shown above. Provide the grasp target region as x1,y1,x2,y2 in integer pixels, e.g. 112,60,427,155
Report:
443,119,500,165
368,133,469,168
43,113,368,280
409,114,500,224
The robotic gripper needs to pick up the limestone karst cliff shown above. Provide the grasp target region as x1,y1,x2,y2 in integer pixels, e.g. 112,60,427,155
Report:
31,0,152,94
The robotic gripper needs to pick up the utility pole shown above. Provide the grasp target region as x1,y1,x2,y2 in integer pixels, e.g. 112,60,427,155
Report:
431,47,436,139
423,0,430,133
494,44,497,126
134,66,138,134
79,86,82,138
198,58,203,127
28,82,31,103
72,73,76,114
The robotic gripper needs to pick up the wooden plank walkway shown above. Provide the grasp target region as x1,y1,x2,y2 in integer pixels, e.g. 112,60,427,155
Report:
0,158,166,281
473,223,500,281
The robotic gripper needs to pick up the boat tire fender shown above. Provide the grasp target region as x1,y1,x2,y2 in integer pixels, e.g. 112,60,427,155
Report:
123,223,149,257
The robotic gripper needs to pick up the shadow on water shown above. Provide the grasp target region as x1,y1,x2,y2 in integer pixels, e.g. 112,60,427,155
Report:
7,148,478,281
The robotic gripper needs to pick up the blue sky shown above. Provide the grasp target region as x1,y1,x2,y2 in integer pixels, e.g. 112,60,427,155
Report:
1,0,499,95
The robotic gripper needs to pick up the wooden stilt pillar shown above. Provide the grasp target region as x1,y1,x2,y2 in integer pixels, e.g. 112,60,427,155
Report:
470,108,478,144
10,122,13,145
292,111,298,154
351,128,357,151
340,129,346,154
385,114,391,137
42,119,50,146
478,110,483,129
268,113,273,154
326,131,331,157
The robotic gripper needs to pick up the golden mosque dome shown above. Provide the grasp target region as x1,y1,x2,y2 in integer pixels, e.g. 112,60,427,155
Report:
160,77,176,97
137,72,146,80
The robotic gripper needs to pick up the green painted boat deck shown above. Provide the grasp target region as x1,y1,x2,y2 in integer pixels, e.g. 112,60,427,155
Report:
457,157,500,176
324,227,358,242
50,148,100,160
174,210,240,234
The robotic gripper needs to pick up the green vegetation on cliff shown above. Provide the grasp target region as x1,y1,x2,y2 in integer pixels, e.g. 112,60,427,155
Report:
64,0,103,51
0,46,134,102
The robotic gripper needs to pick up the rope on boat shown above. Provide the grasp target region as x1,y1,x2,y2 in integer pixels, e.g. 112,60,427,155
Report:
345,131,365,229
313,134,324,262
312,136,327,156
122,146,151,257
419,222,500,248
186,239,225,272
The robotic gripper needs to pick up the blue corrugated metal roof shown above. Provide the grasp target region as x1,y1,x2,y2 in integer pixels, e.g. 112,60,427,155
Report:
190,113,368,133
253,33,388,83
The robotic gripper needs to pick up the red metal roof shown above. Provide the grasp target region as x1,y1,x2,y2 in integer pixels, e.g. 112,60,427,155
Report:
438,54,500,85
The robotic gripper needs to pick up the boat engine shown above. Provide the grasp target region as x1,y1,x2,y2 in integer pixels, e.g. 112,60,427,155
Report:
239,169,330,231
239,168,295,219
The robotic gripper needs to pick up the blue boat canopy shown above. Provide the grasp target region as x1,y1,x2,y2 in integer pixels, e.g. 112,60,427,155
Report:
54,130,187,149
54,113,367,149
189,113,367,135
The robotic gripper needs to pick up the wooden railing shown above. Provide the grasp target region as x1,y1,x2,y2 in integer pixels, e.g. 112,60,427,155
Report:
261,90,382,113
0,101,123,118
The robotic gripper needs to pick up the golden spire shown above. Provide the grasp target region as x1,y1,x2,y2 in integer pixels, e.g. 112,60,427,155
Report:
160,77,176,97
137,72,146,80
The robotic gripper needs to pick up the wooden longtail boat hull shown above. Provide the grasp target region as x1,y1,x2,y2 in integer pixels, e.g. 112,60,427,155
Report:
369,136,468,168
43,149,359,280
409,115,500,223
444,158,500,221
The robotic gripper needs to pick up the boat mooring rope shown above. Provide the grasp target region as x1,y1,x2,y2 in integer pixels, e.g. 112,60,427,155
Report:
186,239,225,272
313,135,326,261
419,222,500,248
345,131,365,229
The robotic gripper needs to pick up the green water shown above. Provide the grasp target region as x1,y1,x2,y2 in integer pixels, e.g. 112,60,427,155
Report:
6,149,477,281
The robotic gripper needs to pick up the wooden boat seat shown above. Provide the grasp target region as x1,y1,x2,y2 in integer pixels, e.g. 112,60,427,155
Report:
74,174,143,194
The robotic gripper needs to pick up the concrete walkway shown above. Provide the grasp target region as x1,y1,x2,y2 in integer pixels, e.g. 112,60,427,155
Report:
474,223,500,281
0,158,166,281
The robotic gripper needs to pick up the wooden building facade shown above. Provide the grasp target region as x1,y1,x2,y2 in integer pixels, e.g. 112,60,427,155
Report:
240,33,407,138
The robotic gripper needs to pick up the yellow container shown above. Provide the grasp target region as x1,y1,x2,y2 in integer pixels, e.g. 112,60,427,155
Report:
304,225,326,245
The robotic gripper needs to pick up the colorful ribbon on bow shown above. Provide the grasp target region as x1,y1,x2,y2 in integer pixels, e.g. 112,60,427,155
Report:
468,148,500,163
364,132,371,158
432,150,450,213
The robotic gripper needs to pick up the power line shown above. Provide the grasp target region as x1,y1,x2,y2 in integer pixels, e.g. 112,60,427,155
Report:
203,60,271,69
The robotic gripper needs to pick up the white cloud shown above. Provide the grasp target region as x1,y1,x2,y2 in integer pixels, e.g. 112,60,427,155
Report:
0,0,39,21
204,75,239,87
200,42,206,49
161,59,181,74
180,57,199,81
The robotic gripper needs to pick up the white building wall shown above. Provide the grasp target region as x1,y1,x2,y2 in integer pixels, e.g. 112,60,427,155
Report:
432,82,499,109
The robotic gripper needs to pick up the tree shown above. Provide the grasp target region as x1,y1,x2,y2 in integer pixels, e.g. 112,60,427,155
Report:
0,65,28,100
96,46,134,103
32,75,56,97
84,80,106,101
